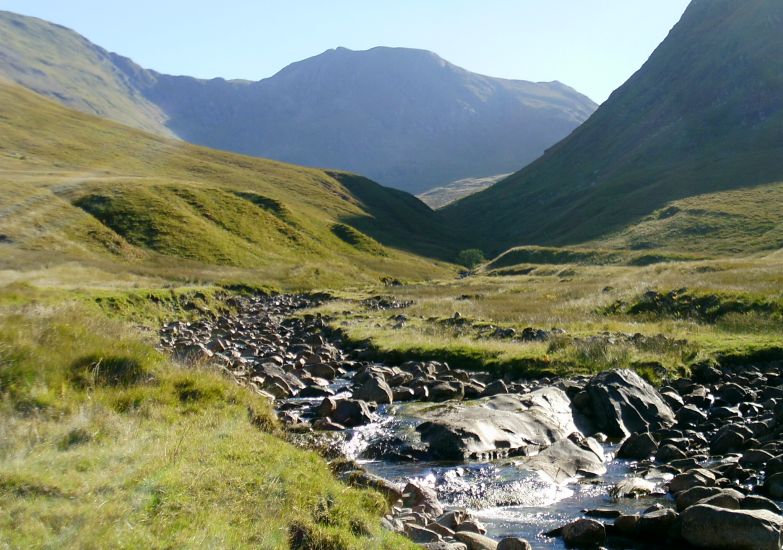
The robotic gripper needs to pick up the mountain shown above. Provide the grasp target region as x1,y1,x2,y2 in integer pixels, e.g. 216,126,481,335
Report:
0,81,459,286
0,11,597,193
443,0,783,254
417,173,510,209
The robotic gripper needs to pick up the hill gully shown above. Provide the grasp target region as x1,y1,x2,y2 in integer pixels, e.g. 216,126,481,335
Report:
159,293,783,550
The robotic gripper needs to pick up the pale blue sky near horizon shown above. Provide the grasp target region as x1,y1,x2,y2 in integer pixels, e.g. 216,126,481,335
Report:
0,1,691,103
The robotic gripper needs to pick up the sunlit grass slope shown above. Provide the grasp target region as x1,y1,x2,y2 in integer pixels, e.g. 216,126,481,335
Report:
0,81,457,288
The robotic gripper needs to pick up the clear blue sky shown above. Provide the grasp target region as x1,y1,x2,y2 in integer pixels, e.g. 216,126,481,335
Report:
0,0,691,103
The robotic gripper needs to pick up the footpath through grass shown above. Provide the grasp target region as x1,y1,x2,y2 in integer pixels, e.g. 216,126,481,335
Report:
0,287,412,549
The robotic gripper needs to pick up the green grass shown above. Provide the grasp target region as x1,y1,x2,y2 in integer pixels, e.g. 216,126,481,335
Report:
309,255,783,381
0,290,413,549
0,81,457,290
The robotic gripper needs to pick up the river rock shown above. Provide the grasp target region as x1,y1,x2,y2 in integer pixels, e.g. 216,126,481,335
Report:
405,523,442,543
763,472,783,499
585,369,675,437
611,477,657,498
520,434,605,483
353,374,393,404
742,495,782,515
481,380,509,397
402,482,443,517
561,518,606,547
496,538,532,550
681,504,783,550
331,399,373,427
454,531,498,550
669,469,717,494
414,388,577,460
420,544,468,550
637,507,678,538
617,431,658,460
676,486,744,512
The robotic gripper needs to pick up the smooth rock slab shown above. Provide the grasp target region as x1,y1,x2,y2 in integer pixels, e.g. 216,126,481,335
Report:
681,504,783,550
414,388,578,460
520,434,605,483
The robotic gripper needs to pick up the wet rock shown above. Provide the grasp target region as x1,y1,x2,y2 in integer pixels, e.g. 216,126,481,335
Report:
331,399,373,427
763,472,783,499
637,507,678,537
415,388,577,460
456,518,486,535
676,404,708,425
585,369,675,437
312,417,345,431
392,387,416,401
740,449,774,467
669,469,717,494
617,432,658,460
298,385,334,398
613,514,640,535
611,477,657,498
481,380,509,397
742,495,781,515
520,434,605,483
354,374,393,404
656,443,688,463
699,492,742,510
428,381,465,402
405,523,442,543
496,538,531,550
681,504,783,550
420,543,468,550
561,518,606,547
402,482,443,518
454,531,498,550
676,486,743,512
584,509,622,519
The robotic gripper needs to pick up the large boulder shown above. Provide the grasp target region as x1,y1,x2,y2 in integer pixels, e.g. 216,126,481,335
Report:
353,374,393,404
681,504,783,550
585,369,675,438
520,434,605,483
415,388,578,460
561,518,606,547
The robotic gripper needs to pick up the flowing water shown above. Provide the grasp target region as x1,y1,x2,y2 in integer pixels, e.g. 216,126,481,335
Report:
288,373,675,549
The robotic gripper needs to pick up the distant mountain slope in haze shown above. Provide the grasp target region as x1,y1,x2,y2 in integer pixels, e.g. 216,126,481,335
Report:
444,0,783,253
0,11,597,193
417,173,510,209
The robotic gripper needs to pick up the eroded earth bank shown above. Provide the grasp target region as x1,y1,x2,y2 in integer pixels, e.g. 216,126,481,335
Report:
160,294,783,550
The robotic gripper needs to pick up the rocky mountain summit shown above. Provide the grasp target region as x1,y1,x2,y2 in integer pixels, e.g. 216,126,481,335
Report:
160,293,783,549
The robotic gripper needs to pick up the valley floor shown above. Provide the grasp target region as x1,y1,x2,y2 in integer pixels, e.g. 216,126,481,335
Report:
1,250,782,549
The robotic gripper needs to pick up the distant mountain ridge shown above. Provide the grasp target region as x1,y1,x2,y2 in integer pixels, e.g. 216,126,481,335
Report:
444,0,783,253
0,11,597,193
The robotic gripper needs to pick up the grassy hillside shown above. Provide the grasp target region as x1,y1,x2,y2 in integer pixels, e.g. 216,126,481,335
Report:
444,0,783,254
0,81,458,288
594,182,783,256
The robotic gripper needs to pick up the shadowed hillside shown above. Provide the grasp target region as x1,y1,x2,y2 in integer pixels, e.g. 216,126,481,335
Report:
444,0,783,255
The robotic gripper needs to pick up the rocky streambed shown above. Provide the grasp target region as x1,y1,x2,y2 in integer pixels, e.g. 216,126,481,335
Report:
159,294,783,549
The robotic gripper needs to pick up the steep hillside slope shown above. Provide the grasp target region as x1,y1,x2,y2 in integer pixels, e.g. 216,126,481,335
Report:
0,11,172,136
418,173,510,209
0,11,596,193
0,82,457,287
444,0,783,254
